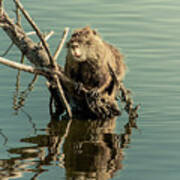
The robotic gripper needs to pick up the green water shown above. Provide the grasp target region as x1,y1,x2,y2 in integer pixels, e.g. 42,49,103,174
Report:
0,0,180,179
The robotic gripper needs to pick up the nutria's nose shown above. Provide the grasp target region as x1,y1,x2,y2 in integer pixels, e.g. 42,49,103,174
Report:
74,51,81,58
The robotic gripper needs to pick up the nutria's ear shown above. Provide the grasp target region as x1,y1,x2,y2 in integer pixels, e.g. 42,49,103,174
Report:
84,26,91,30
93,30,97,35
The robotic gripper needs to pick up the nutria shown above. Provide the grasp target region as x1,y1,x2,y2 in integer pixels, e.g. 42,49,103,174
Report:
65,26,126,99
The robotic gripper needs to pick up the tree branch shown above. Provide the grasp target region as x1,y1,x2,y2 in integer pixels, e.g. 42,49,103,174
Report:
13,1,72,117
14,0,55,68
0,1,138,119
1,10,50,67
1,1,73,117
0,56,41,74
51,27,72,118
15,1,21,26
0,0,3,17
0,56,89,98
53,28,69,61
44,31,54,41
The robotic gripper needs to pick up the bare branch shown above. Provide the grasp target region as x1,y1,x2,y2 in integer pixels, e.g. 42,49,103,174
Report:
55,76,72,118
26,31,54,39
49,28,72,118
45,31,54,41
53,28,69,61
12,1,72,117
26,31,36,36
20,53,24,63
38,31,54,46
1,11,50,67
42,28,71,118
0,0,3,16
13,53,27,112
13,0,55,67
0,56,89,94
15,1,21,26
13,70,21,112
0,56,45,75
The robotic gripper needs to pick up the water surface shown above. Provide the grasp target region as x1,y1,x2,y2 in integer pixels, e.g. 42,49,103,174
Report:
0,0,180,179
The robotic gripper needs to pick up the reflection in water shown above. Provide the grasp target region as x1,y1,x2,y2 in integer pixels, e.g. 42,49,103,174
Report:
13,68,38,115
64,117,122,180
0,129,8,146
0,115,137,180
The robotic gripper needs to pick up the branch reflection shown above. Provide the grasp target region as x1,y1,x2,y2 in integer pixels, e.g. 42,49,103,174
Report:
0,115,138,180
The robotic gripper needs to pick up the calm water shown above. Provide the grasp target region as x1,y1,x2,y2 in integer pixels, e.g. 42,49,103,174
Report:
0,0,180,179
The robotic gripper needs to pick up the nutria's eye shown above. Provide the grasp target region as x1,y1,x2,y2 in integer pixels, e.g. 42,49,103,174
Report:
72,32,80,37
78,39,82,43
86,41,91,45
71,44,79,49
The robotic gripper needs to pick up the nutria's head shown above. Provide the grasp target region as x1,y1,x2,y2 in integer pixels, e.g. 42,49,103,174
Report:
67,26,103,62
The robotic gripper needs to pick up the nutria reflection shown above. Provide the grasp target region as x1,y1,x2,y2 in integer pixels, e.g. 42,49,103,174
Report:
0,115,137,180
63,117,122,180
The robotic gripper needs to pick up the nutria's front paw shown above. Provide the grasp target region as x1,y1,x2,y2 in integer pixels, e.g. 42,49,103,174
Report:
89,88,100,99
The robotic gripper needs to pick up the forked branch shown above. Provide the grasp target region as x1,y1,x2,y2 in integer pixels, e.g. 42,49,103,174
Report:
1,0,72,118
53,28,69,61
0,57,89,97
0,0,139,119
13,0,54,67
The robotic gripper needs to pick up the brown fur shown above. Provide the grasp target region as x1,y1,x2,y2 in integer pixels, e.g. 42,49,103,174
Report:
65,26,126,97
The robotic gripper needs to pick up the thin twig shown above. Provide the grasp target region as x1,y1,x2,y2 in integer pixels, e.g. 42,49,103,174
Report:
46,81,54,115
13,70,21,112
0,129,8,146
55,75,72,118
13,0,55,67
38,31,54,46
0,0,3,16
0,56,45,75
14,74,38,112
26,31,36,36
26,31,54,39
44,31,54,41
1,42,13,57
20,53,24,63
13,54,24,111
15,1,21,26
21,109,37,134
58,118,72,151
13,53,34,113
53,28,69,61
51,28,72,118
